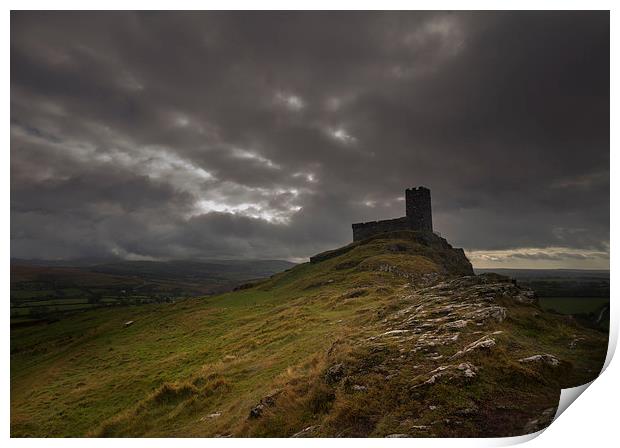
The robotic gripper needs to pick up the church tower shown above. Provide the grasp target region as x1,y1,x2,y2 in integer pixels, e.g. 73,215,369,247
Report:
405,186,433,232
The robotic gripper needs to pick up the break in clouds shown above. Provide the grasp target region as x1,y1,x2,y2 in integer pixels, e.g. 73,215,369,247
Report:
10,11,609,268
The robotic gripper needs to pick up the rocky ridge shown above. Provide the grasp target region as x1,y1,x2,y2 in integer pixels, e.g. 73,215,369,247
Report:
242,232,607,437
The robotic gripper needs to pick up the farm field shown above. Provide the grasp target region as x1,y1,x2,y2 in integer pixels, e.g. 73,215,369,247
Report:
10,260,295,322
538,297,610,315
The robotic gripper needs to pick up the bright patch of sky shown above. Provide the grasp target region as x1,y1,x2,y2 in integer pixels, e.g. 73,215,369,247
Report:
328,127,356,144
195,199,301,224
231,147,280,169
274,91,305,111
466,247,610,269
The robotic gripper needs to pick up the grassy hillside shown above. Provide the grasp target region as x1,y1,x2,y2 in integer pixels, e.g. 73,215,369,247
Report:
11,232,608,437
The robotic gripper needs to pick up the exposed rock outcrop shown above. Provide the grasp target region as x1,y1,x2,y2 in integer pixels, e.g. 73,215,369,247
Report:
311,231,474,277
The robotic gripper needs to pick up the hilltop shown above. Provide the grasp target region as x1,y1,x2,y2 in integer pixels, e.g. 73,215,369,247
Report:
11,231,607,437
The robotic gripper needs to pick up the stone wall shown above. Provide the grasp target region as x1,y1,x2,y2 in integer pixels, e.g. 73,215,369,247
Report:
352,217,412,242
351,186,433,242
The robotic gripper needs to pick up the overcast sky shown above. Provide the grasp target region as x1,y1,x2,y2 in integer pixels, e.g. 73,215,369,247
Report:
11,11,609,268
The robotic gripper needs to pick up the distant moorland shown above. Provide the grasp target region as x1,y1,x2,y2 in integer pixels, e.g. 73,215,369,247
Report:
10,259,295,323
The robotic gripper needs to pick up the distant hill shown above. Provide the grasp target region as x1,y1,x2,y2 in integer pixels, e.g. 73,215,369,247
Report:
11,231,607,437
89,259,296,280
12,257,295,273
475,267,609,279
10,259,296,319
475,268,609,298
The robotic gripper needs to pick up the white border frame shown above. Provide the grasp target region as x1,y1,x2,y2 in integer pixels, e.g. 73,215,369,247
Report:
4,3,616,446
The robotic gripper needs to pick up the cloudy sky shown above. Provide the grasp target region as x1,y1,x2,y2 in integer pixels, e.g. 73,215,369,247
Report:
11,11,609,268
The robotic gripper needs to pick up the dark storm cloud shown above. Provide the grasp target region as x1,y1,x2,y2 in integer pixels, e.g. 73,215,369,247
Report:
10,11,609,266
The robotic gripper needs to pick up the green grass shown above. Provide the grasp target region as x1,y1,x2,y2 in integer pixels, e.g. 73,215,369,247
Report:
538,297,609,314
10,232,609,437
10,290,56,300
11,265,375,436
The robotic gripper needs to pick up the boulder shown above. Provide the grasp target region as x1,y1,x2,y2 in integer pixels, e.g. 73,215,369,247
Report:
324,363,345,384
291,425,320,438
249,403,265,419
518,354,560,367
248,390,281,419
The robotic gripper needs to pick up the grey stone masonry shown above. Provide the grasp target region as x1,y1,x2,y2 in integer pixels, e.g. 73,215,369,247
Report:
406,186,432,232
352,187,433,241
